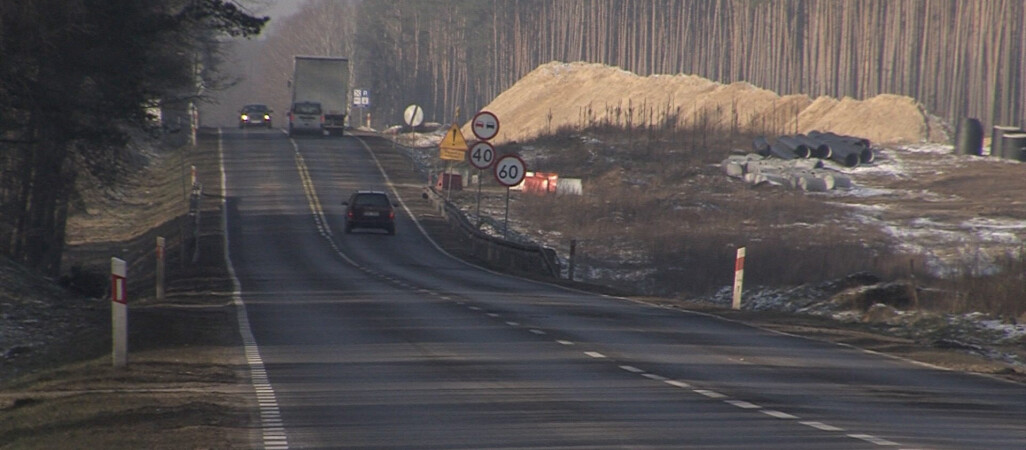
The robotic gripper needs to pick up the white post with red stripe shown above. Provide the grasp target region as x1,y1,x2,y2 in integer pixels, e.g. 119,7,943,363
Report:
732,247,746,310
111,257,128,367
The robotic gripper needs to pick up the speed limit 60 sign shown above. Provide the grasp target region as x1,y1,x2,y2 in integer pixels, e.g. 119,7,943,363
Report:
468,141,495,169
493,154,526,187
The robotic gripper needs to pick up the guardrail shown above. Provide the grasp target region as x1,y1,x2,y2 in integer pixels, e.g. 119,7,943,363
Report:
423,187,562,278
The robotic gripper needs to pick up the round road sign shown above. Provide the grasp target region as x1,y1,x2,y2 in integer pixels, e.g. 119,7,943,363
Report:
403,104,424,127
468,141,496,170
493,154,526,187
472,111,500,140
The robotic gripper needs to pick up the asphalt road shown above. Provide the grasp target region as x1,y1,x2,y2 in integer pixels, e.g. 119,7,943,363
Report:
221,128,1026,449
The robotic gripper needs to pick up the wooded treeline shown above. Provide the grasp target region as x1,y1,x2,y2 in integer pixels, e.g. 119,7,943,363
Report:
254,0,1022,132
0,1,266,274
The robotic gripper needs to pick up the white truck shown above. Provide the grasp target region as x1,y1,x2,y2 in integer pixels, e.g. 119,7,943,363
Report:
288,56,350,136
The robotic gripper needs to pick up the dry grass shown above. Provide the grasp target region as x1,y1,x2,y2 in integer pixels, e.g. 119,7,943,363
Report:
511,124,1023,318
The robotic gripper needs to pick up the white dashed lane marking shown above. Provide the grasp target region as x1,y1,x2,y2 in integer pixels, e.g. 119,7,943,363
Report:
584,351,607,359
761,410,799,420
848,434,900,446
725,400,761,409
694,389,727,399
801,421,844,432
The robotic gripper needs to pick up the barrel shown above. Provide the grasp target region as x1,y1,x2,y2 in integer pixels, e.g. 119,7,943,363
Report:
991,125,1022,158
752,136,772,157
1000,133,1026,161
955,118,983,156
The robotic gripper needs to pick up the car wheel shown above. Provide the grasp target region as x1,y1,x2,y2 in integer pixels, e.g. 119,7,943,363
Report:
344,223,353,234
386,225,396,236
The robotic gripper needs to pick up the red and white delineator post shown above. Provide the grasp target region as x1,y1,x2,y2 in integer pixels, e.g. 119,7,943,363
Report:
111,257,127,367
732,247,745,310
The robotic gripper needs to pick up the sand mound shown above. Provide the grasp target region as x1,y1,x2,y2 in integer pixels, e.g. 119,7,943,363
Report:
466,61,933,146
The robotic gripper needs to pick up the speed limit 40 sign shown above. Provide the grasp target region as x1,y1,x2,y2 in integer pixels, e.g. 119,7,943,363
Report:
493,154,526,187
468,141,495,170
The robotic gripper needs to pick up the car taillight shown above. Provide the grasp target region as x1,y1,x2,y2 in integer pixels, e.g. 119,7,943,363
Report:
389,211,395,219
320,115,325,124
347,210,354,219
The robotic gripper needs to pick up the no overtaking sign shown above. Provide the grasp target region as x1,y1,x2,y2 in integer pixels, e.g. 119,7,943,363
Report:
472,111,500,141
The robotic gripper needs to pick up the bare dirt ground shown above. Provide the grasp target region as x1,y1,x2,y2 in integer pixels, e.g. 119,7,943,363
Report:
2,63,1024,446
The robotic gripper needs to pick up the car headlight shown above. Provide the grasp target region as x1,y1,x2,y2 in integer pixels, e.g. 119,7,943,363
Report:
241,114,249,121
263,114,271,120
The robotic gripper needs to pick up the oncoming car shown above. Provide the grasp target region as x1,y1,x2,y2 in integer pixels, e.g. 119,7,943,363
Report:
238,104,272,128
342,191,397,235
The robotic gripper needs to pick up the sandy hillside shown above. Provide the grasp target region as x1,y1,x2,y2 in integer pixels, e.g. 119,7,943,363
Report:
468,61,939,146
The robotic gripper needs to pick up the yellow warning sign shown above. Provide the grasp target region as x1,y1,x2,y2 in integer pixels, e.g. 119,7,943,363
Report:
439,123,468,161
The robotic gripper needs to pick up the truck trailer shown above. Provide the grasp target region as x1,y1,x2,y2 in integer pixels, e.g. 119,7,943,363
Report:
288,56,350,136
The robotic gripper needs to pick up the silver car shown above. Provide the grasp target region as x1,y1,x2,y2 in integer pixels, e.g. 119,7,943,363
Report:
288,101,322,135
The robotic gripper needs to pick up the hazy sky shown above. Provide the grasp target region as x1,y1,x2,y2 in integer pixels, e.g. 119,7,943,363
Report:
246,0,309,25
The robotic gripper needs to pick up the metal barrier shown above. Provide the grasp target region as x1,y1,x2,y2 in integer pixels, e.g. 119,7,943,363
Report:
423,187,561,278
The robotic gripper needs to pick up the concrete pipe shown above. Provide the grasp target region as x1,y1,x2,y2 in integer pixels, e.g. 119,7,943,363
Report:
752,136,772,156
794,134,832,159
722,159,745,178
859,147,875,164
825,145,861,167
831,174,852,189
809,130,871,149
768,142,797,160
1000,133,1026,161
990,125,1021,158
777,136,812,158
794,174,830,192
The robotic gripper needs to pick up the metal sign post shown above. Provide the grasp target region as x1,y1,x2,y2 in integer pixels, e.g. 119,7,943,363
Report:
493,154,526,240
468,141,495,227
439,122,469,201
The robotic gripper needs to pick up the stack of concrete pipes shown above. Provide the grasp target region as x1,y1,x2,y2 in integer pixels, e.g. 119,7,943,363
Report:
990,123,1026,161
752,131,875,168
721,153,852,192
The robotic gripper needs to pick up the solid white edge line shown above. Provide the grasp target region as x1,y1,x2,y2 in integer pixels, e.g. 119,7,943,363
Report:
220,128,289,450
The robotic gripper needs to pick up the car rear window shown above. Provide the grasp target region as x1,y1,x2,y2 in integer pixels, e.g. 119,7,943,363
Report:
353,194,389,207
294,103,321,115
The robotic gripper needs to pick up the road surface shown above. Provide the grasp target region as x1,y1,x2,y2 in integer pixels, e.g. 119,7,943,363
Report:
221,128,1026,449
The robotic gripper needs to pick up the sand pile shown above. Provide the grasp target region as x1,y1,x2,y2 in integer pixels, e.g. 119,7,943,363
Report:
467,61,934,146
